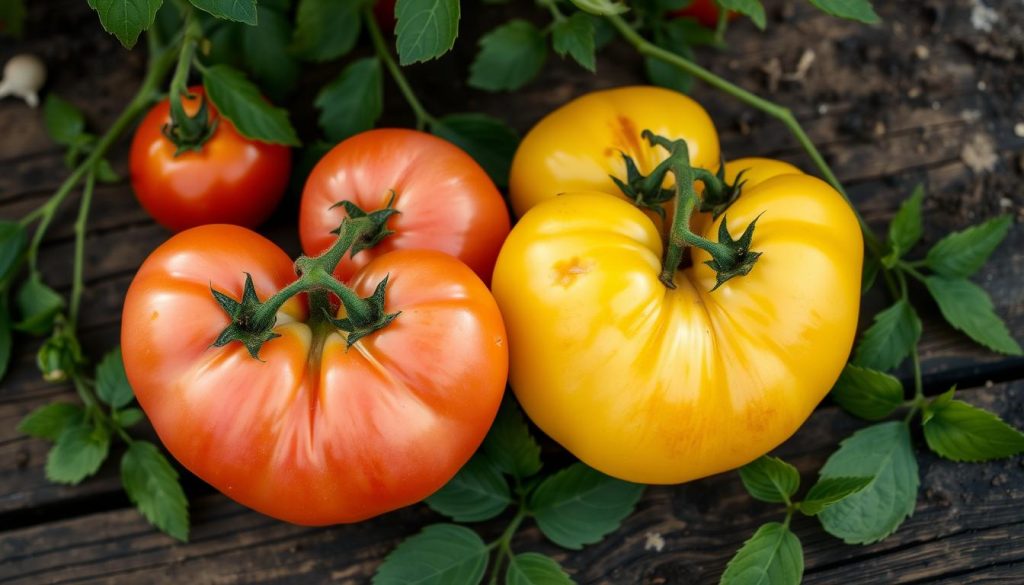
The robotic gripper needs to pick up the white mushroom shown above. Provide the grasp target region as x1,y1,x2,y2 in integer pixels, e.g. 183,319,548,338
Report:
0,54,47,108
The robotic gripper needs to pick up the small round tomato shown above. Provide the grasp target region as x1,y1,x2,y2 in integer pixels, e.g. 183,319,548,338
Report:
299,129,510,283
122,224,508,525
670,0,735,28
129,87,292,232
509,86,720,218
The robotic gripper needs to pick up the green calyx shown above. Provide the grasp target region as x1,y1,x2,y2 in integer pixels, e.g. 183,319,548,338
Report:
702,213,764,291
323,275,401,348
610,152,675,218
627,129,763,291
329,192,400,258
209,205,404,359
161,91,218,155
210,273,281,360
696,163,748,219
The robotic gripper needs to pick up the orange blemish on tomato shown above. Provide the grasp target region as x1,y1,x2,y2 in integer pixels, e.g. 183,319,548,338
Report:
553,257,594,287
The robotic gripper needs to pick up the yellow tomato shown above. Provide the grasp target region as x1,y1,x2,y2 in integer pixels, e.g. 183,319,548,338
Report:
491,159,863,484
509,86,721,217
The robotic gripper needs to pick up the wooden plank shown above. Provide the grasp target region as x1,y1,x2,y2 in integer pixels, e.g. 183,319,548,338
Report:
1,382,1021,584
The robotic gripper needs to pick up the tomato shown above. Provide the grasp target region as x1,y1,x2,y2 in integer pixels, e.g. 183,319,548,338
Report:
670,0,735,29
300,129,510,283
374,0,395,29
509,86,720,218
491,158,863,484
129,87,291,232
121,224,508,524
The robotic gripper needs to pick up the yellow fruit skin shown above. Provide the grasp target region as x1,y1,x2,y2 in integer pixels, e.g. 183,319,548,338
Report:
492,159,862,484
509,86,721,218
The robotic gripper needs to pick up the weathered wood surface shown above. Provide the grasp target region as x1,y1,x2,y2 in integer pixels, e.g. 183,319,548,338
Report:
2,0,1023,582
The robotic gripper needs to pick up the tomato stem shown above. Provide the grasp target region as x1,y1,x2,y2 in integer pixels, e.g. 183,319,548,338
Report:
640,130,761,290
604,13,884,258
364,7,437,131
162,7,217,153
69,170,95,329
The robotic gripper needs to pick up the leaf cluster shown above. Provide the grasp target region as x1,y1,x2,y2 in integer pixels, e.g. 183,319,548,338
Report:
373,396,644,584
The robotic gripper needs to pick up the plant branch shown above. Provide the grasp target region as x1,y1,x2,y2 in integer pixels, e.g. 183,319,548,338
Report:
604,13,883,256
69,170,95,329
364,7,437,130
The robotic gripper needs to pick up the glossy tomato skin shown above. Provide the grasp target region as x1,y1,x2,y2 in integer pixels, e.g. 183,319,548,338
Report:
492,159,862,484
300,129,510,283
129,87,292,232
121,225,508,524
509,86,720,218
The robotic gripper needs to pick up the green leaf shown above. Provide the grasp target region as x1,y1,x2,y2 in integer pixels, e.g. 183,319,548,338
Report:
43,95,86,146
469,20,548,92
46,422,110,484
426,455,511,522
241,3,300,100
717,0,766,29
14,274,64,335
817,422,919,544
293,0,363,62
830,364,904,420
480,394,541,479
552,12,596,72
86,0,163,48
122,440,190,541
18,402,84,441
925,215,1011,278
0,220,27,281
0,296,11,381
506,553,574,585
395,0,460,65
923,394,1024,462
529,463,644,550
861,253,880,293
924,276,1022,355
886,184,924,258
644,19,711,94
115,407,146,428
96,348,135,408
738,456,800,503
0,0,26,38
188,0,256,24
799,476,872,516
719,522,803,585
430,113,519,188
852,299,921,371
314,58,383,143
94,158,121,183
372,524,488,585
202,64,300,146
808,0,880,24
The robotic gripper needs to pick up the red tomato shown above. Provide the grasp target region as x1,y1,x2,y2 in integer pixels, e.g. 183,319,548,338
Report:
121,224,508,525
374,0,395,30
299,129,510,283
671,0,730,28
129,87,292,232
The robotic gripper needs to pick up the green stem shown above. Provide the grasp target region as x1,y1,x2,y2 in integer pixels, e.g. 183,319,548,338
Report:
903,346,925,423
364,8,437,130
21,38,179,268
69,170,95,329
537,0,566,22
604,14,883,256
713,6,729,46
487,508,528,584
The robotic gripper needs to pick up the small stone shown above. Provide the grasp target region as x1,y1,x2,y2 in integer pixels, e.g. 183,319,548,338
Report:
1014,122,1024,137
915,45,931,59
986,379,995,388
1000,197,1014,210
961,133,999,174
817,103,829,115
931,101,942,110
908,87,922,98
992,473,1008,487
644,531,666,552
978,80,987,91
